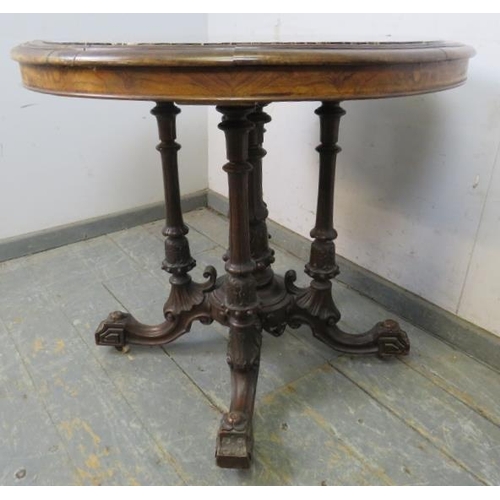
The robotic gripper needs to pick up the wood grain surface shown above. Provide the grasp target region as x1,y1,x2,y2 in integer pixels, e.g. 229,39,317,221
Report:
11,41,475,103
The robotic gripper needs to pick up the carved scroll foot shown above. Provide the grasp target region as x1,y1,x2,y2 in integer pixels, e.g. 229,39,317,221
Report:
285,270,410,357
216,411,253,468
312,319,410,357
95,310,129,348
373,319,410,357
95,266,216,348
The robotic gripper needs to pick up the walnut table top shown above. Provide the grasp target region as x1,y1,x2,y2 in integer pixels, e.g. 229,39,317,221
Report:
12,40,475,103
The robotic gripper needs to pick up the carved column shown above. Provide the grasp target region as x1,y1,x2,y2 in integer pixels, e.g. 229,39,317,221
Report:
296,101,346,325
306,101,345,283
151,102,197,318
94,102,216,349
285,101,409,356
215,106,262,469
247,105,275,288
152,102,195,278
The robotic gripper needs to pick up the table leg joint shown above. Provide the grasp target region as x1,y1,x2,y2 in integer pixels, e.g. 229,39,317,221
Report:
94,266,217,348
284,270,409,357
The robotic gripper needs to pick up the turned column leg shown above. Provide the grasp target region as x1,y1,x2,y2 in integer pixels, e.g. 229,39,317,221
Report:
151,102,195,285
303,101,344,324
94,102,216,348
215,106,262,468
247,105,275,288
285,101,410,356
151,102,213,320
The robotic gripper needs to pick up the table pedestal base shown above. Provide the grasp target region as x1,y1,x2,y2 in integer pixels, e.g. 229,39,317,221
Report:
94,101,410,469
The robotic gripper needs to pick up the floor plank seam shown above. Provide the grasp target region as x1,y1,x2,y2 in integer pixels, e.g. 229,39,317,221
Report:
326,358,489,486
436,344,500,377
398,325,500,378
100,282,132,314
94,234,159,282
82,360,189,485
69,347,189,485
335,315,500,430
255,362,394,485
160,345,226,415
398,356,500,430
44,292,189,486
285,327,335,362
191,235,226,255
188,209,229,246
256,360,341,408
106,232,173,288
0,317,82,485
295,404,394,485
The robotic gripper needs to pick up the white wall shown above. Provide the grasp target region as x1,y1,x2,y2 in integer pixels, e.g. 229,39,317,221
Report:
207,14,500,337
0,14,208,240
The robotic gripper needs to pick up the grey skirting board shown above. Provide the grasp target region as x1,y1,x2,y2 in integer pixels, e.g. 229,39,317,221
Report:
0,190,207,263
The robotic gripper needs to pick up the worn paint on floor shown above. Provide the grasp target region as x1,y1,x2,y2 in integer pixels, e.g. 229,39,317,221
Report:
0,208,499,485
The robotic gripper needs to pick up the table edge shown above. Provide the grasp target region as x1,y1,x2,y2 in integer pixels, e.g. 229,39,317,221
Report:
11,40,476,67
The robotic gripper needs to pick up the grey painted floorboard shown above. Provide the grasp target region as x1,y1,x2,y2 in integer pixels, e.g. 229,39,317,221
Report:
0,319,77,486
109,225,172,287
184,208,229,248
328,279,500,429
74,235,143,283
254,386,390,486
1,291,182,485
284,363,481,485
163,317,327,410
332,355,500,485
143,219,220,264
2,208,499,485
96,345,283,485
401,327,500,428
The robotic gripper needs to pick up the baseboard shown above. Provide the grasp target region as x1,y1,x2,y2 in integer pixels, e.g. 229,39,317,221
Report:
0,190,207,263
207,190,500,372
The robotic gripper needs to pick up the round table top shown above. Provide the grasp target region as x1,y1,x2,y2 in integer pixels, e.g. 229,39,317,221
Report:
12,40,475,104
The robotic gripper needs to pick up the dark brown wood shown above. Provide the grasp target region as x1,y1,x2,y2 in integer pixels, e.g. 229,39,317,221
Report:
307,102,344,282
214,106,261,468
246,106,292,337
11,41,475,103
209,105,291,338
12,40,473,470
247,104,274,289
93,98,408,469
95,103,217,349
286,102,409,356
151,103,194,275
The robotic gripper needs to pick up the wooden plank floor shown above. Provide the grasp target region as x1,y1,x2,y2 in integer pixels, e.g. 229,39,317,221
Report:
0,207,499,485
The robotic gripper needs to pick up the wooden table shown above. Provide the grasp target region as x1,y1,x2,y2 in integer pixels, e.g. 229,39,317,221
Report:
12,41,475,469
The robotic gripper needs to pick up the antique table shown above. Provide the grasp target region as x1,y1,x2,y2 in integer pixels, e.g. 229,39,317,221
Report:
12,41,475,469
